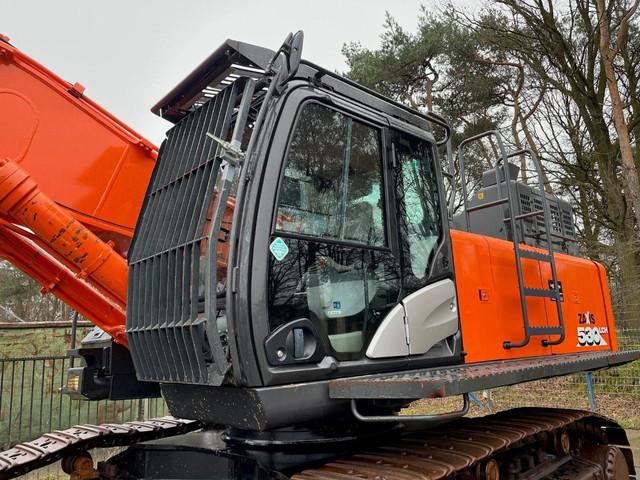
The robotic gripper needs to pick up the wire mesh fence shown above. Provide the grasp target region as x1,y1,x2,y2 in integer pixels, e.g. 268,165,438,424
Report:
422,327,639,427
0,355,168,450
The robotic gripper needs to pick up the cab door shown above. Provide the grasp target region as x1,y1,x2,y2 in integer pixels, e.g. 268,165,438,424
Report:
367,130,459,358
264,101,401,364
250,89,460,386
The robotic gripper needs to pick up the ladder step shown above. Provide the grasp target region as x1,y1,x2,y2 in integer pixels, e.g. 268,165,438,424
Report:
529,326,564,335
519,250,552,262
524,287,558,298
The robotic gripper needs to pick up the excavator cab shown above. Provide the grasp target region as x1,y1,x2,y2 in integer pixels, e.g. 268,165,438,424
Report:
125,32,461,428
124,32,637,431
261,90,457,368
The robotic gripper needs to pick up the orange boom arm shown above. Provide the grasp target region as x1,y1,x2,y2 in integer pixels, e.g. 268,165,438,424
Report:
0,35,156,343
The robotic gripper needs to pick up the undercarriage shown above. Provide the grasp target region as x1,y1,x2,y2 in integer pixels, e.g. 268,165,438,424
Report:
0,408,634,479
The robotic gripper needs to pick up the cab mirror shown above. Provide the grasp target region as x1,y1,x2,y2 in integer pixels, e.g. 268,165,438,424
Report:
285,30,304,80
267,30,304,86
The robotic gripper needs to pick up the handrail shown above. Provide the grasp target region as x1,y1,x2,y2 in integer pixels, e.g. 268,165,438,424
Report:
504,149,565,348
457,134,565,350
422,111,452,146
350,394,470,423
457,130,511,238
445,136,456,216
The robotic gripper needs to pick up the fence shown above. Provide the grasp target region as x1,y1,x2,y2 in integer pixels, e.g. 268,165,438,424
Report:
0,354,168,450
483,327,640,426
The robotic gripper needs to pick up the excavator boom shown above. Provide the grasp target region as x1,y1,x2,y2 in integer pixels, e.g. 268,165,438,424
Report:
0,34,155,341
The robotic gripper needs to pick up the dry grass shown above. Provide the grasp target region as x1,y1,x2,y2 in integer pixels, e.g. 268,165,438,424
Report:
404,373,640,429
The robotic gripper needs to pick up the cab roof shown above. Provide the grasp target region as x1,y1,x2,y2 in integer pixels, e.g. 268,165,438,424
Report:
152,38,441,142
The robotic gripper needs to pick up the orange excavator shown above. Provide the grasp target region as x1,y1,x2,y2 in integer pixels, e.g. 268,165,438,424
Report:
0,31,639,479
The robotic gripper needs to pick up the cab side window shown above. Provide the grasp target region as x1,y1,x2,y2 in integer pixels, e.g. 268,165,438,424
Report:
394,134,442,292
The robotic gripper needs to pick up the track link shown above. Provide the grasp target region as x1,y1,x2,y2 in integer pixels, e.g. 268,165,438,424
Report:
292,408,635,479
0,417,201,479
0,409,633,479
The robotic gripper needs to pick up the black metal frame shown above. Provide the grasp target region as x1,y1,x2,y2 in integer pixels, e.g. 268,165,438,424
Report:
152,40,273,123
240,82,460,387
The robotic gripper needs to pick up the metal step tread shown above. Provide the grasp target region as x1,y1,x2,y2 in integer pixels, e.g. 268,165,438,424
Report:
524,287,559,298
519,249,553,262
329,350,640,400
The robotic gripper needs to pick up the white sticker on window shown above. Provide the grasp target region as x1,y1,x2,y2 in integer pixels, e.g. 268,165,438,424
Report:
269,237,289,261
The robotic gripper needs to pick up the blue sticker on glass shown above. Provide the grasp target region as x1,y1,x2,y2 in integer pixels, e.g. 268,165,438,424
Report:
269,237,289,261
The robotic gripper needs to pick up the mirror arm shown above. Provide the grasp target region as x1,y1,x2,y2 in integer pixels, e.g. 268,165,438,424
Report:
265,30,304,90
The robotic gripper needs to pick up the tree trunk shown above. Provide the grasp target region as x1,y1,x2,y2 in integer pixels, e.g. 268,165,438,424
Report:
516,109,554,194
595,0,640,236
511,96,528,184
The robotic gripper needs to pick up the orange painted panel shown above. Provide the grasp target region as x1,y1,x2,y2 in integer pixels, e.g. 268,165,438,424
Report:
451,229,617,363
0,37,157,344
540,253,617,355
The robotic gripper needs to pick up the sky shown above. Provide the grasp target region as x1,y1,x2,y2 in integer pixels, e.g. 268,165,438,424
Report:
3,0,471,143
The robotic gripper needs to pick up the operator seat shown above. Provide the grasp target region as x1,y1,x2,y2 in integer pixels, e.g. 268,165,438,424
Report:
306,201,378,355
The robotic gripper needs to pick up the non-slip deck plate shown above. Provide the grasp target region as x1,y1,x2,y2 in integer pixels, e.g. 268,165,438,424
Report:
329,350,640,399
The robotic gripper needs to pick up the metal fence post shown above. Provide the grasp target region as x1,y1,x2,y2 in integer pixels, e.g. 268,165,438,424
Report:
585,372,596,412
